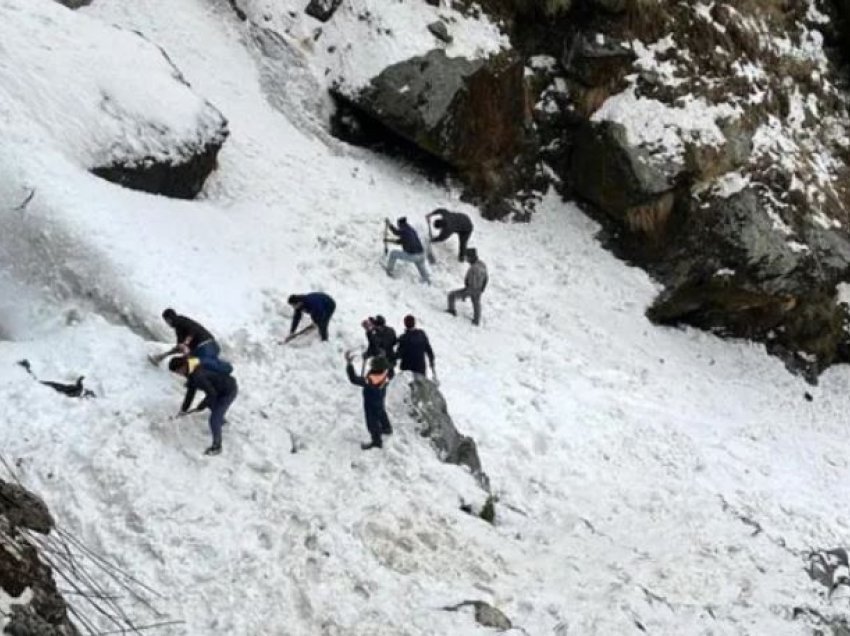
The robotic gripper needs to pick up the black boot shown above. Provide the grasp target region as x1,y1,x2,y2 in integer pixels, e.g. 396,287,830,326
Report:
360,440,382,451
204,444,222,456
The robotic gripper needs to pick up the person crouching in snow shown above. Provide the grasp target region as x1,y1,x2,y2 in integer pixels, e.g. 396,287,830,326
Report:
345,351,392,450
169,356,238,456
285,292,336,343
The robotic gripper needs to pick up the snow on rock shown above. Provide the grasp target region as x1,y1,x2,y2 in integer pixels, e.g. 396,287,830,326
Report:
591,84,741,168
228,0,519,200
230,0,508,95
0,0,228,198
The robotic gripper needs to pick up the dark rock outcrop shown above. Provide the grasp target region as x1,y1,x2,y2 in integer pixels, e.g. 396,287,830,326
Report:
343,49,529,202
645,187,850,378
570,121,676,231
54,0,92,7
0,480,78,636
305,0,343,22
808,548,850,597
428,21,453,44
562,33,635,88
0,481,54,534
408,378,490,491
91,137,224,200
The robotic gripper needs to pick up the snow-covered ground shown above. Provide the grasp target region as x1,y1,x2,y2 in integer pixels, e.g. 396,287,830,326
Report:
2,1,850,634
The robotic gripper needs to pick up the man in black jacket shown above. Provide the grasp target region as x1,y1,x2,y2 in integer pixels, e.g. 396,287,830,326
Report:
345,351,392,450
363,315,397,366
169,356,238,456
394,315,435,381
426,208,473,262
153,308,221,365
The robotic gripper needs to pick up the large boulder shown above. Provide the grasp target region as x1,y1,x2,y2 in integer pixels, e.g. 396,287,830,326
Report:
1,0,228,199
570,121,677,235
345,49,528,197
408,378,490,491
647,188,850,377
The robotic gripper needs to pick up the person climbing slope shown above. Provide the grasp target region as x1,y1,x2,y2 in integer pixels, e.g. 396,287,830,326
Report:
286,292,336,343
345,351,392,450
394,315,435,382
426,208,474,262
384,217,430,284
169,355,238,456
151,308,222,366
447,248,488,326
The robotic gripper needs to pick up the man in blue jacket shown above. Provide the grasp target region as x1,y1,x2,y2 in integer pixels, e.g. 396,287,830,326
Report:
169,356,238,456
384,217,430,284
394,314,435,381
345,351,392,450
286,292,336,342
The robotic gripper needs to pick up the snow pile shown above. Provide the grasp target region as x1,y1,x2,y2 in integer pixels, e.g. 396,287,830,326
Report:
230,0,508,94
2,0,850,634
0,0,226,169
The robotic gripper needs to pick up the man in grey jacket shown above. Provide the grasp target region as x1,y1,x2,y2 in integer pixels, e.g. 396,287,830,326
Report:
447,248,488,326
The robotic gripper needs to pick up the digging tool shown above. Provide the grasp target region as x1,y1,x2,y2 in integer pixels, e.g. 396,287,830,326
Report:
282,324,316,344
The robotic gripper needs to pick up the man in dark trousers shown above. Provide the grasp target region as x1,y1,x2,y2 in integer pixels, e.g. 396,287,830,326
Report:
286,292,336,342
169,356,238,456
447,248,488,326
345,351,392,450
394,314,435,381
363,315,397,367
426,208,473,262
153,308,221,365
384,217,430,284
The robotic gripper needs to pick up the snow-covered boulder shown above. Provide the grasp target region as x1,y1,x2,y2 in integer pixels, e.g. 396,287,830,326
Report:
228,0,517,199
0,0,228,199
347,49,528,198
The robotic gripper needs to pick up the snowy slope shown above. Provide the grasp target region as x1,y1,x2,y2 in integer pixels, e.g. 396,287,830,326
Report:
2,0,850,634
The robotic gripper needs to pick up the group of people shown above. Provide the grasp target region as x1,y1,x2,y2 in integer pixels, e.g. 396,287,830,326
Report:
153,208,487,455
384,209,488,324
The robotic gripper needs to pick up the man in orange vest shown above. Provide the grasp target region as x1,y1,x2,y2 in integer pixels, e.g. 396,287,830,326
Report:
345,351,392,450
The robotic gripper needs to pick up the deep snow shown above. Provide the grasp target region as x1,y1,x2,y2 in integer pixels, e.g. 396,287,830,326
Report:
2,1,850,634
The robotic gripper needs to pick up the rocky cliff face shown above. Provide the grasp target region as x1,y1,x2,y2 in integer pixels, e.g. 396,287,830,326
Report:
0,479,78,636
486,0,850,378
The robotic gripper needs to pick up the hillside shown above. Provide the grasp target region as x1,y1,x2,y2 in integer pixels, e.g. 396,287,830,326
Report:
2,0,850,634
